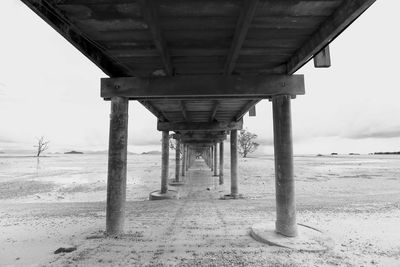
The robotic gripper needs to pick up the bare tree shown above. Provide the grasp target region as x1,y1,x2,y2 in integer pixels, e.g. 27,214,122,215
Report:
238,129,259,158
168,134,183,156
168,134,178,150
34,136,50,157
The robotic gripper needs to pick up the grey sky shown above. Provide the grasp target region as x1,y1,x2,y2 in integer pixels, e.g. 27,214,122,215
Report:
0,0,399,154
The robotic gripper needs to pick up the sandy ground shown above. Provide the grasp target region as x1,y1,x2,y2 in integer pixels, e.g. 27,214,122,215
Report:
0,154,400,266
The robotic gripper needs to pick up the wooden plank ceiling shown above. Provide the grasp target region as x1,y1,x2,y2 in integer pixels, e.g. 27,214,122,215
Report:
21,0,375,143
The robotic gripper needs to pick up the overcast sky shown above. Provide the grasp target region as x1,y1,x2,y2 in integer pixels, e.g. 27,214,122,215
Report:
0,0,399,154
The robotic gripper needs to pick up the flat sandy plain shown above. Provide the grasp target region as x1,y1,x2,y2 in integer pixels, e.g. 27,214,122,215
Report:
0,153,399,266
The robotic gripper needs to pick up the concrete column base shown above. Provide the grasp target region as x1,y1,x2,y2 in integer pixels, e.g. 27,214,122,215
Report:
149,190,179,200
168,179,185,186
250,222,334,252
220,193,243,200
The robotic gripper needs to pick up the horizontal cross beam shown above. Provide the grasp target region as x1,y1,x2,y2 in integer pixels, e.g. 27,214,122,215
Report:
180,132,227,139
157,120,243,132
182,141,217,146
181,136,226,143
101,75,305,99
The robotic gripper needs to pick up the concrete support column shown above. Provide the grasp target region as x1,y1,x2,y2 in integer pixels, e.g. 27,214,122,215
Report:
181,144,186,177
106,96,129,236
272,95,297,237
186,147,190,171
175,139,181,182
251,96,331,250
161,130,169,194
191,149,194,167
210,147,213,171
213,144,218,176
208,149,211,168
230,129,238,197
219,141,224,185
149,130,178,200
188,149,192,167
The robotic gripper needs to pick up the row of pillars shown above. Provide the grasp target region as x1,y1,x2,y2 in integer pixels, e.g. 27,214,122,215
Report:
105,95,297,238
200,142,224,183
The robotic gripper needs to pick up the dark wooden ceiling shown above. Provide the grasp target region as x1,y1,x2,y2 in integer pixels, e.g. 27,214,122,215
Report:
20,0,375,143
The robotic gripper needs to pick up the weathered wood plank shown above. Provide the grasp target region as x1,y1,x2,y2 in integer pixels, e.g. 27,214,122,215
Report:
75,18,149,32
157,120,243,131
243,39,303,49
160,17,236,30
74,15,328,32
174,69,224,75
255,1,342,17
224,0,258,75
56,2,142,20
101,75,305,99
246,28,315,40
157,0,241,17
252,16,327,29
286,0,375,74
109,47,296,58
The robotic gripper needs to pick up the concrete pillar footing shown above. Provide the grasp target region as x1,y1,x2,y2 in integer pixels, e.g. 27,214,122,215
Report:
149,190,179,200
168,179,185,186
220,193,243,200
250,221,334,252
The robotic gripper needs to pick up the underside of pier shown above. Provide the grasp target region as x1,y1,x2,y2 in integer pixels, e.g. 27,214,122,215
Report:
21,0,375,249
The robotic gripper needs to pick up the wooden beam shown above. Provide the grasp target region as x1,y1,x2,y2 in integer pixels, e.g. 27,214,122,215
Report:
224,0,259,75
286,0,376,74
181,138,226,143
249,105,256,117
101,75,305,99
139,0,173,76
180,101,189,122
140,100,168,122
313,45,331,68
110,48,294,58
182,138,226,144
180,132,226,140
209,101,220,122
181,134,227,142
157,120,243,132
20,0,132,77
235,99,261,121
182,141,218,146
